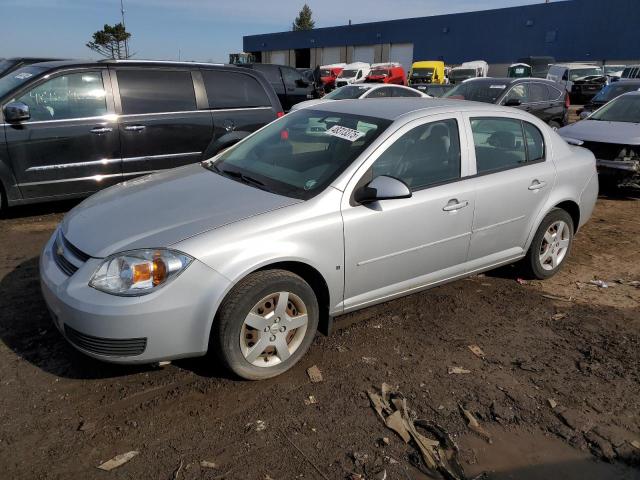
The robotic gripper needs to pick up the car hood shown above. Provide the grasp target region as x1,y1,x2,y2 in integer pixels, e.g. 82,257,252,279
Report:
290,98,333,111
558,120,640,145
61,164,302,258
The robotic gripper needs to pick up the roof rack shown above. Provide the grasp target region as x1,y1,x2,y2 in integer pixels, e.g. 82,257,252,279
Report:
98,59,226,66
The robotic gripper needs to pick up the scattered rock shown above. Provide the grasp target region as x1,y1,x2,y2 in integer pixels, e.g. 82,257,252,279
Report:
460,404,492,443
97,451,139,471
200,460,216,469
589,279,609,288
557,409,594,433
361,357,377,365
78,420,96,432
306,365,323,383
304,395,318,406
585,431,616,462
468,344,485,359
448,366,471,375
551,313,568,321
255,420,267,432
548,398,557,409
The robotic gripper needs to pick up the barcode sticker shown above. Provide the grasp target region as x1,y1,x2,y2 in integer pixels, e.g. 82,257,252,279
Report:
325,125,365,142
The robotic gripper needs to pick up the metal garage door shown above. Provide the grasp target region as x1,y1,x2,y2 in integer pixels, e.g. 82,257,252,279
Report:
353,45,375,64
322,47,341,65
389,43,414,75
270,50,287,65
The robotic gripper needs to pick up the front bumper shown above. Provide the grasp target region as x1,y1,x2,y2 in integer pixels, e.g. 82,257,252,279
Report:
40,233,231,364
596,158,640,174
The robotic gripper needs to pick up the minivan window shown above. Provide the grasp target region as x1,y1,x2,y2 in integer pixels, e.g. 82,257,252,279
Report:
281,67,305,85
471,118,527,173
117,69,196,114
14,71,107,121
371,118,461,190
207,109,391,200
203,70,271,109
0,66,46,99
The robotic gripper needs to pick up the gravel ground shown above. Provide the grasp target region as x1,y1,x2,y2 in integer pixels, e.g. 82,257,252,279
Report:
0,191,639,480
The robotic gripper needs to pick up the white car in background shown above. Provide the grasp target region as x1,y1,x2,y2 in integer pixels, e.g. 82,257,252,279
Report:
290,84,429,112
335,62,371,88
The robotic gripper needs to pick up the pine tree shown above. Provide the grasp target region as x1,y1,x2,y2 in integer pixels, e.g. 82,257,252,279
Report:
292,4,315,31
86,23,132,59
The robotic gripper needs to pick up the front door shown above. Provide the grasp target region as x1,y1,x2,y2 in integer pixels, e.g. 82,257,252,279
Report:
342,114,475,311
113,68,213,176
464,115,556,268
4,69,121,199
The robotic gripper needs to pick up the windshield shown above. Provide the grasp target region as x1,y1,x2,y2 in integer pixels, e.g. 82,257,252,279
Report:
603,66,624,75
369,69,390,77
0,66,45,99
324,85,370,100
508,66,530,77
569,67,603,81
593,83,640,103
444,81,506,103
319,69,332,77
411,68,434,78
589,95,640,123
449,69,475,80
205,109,391,199
0,60,18,76
338,69,358,78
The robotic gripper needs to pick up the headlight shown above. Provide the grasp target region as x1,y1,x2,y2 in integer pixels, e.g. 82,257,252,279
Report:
89,249,193,296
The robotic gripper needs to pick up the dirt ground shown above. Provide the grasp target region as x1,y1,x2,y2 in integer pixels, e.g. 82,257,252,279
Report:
0,191,639,480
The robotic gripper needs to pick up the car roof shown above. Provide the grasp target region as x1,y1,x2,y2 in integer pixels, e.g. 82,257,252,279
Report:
18,59,230,70
306,97,514,120
551,63,601,69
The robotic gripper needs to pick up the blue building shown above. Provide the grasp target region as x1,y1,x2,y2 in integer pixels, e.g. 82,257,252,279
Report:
243,0,639,74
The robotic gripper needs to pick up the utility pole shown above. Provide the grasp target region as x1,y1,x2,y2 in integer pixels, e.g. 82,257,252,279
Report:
120,0,129,58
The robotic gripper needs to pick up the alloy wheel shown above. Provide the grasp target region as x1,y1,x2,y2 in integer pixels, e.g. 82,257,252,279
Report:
539,220,571,271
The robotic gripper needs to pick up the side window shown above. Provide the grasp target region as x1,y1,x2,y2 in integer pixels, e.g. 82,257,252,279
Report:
356,70,363,79
562,70,569,81
392,87,422,97
529,83,548,102
203,70,271,109
504,83,529,103
471,117,527,173
281,67,304,85
117,69,196,114
366,87,393,98
547,85,564,101
15,71,107,121
371,118,461,190
523,122,545,161
255,65,281,83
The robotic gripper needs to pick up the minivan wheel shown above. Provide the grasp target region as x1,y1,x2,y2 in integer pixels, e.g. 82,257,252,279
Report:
525,209,574,280
212,269,319,380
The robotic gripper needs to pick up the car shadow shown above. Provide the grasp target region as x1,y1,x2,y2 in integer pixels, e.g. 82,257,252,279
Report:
1,198,82,219
0,255,238,381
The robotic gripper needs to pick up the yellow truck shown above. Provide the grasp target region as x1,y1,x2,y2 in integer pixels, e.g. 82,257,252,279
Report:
408,61,446,87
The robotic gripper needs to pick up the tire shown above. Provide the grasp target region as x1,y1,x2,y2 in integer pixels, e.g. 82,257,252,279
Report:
524,208,574,280
212,269,319,380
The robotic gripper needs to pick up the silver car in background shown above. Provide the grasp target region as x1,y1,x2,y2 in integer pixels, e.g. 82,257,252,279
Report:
41,99,598,380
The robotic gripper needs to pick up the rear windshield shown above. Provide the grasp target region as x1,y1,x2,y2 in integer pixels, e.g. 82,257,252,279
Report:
589,94,640,123
338,69,358,78
320,69,331,77
411,68,434,77
593,83,640,102
449,69,475,80
325,85,370,100
0,65,46,99
370,69,390,76
444,81,506,103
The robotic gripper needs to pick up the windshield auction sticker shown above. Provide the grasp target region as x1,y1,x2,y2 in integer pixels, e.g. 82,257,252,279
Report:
14,72,33,80
325,125,365,142
490,84,506,89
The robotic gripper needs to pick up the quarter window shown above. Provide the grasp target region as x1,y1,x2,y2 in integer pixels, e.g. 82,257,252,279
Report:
471,117,545,174
15,71,107,121
529,83,549,103
117,69,196,114
371,118,461,190
203,70,271,109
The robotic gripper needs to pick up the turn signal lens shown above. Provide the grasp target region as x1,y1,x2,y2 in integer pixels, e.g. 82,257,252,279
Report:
89,249,193,296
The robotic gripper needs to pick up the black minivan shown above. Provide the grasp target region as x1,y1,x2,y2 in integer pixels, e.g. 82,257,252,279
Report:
0,60,283,208
238,63,315,111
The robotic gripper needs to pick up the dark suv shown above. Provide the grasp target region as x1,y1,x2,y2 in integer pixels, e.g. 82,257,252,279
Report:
444,77,569,128
238,64,315,111
0,60,282,208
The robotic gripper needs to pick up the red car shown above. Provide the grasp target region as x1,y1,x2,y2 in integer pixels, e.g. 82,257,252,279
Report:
320,63,346,91
365,63,407,85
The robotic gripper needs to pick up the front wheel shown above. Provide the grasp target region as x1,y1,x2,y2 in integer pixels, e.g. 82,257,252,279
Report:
524,209,574,279
212,269,319,380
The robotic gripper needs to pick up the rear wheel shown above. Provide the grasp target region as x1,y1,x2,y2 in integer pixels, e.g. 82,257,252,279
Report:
524,209,574,280
212,269,319,380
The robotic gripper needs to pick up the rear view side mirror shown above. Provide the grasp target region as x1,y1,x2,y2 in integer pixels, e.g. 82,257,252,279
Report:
354,175,412,204
504,98,522,107
4,101,30,122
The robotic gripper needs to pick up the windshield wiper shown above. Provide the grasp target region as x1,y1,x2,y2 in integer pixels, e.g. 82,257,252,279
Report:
217,167,266,188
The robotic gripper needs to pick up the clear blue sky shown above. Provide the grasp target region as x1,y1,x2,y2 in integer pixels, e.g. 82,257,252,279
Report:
1,0,549,62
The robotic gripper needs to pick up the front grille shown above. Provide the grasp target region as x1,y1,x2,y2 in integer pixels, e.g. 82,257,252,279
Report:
52,232,90,276
581,141,629,161
64,325,147,357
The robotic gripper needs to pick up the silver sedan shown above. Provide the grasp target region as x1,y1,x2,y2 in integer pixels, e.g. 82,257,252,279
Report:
40,99,598,380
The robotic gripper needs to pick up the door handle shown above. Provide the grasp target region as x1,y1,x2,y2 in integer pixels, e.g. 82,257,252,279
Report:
528,180,547,191
443,199,469,212
124,125,146,132
90,127,113,134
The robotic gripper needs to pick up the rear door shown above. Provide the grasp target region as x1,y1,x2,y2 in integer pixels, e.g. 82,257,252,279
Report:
200,68,278,157
113,67,213,176
4,68,122,199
